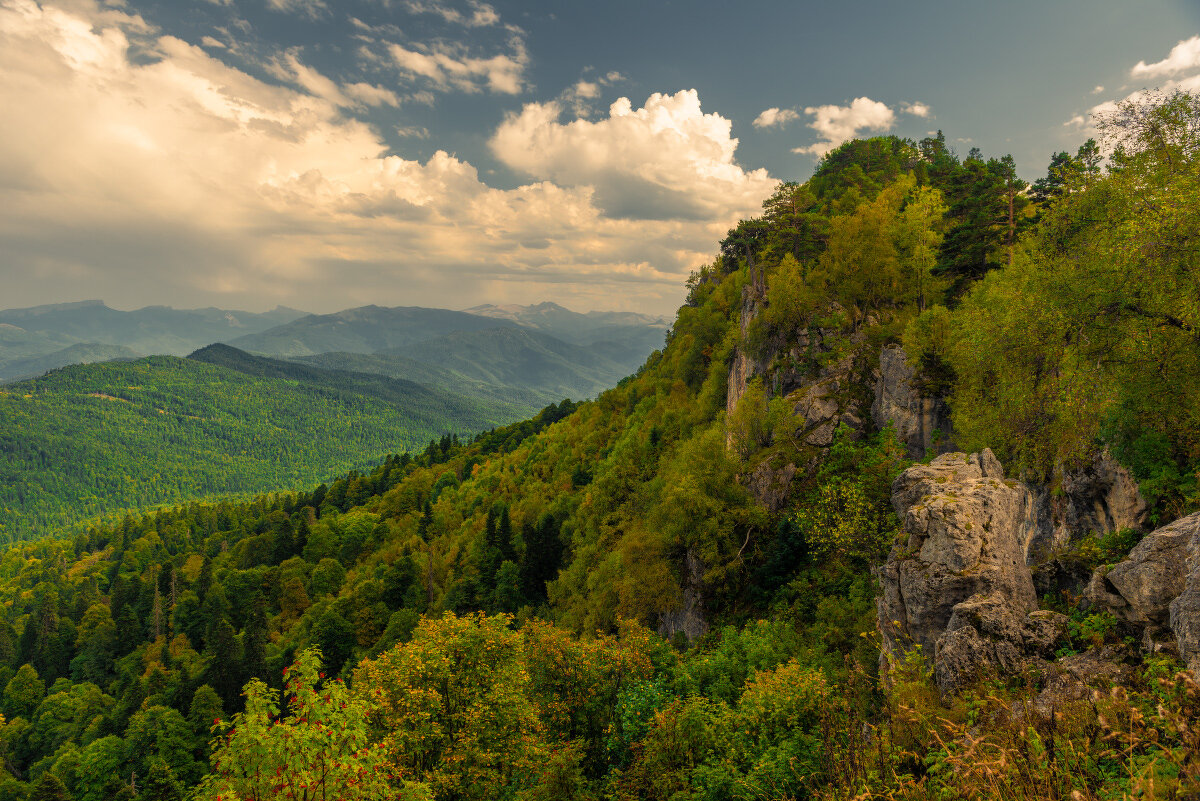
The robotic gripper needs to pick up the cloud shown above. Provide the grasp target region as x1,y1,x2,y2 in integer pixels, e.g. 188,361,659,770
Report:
0,1,768,315
1092,85,1105,94
901,101,930,117
792,97,896,157
572,80,600,100
490,90,775,221
387,36,527,94
1070,65,1200,138
558,73,623,117
344,82,401,107
201,35,225,48
268,52,350,106
1131,34,1200,77
395,125,430,138
266,0,327,18
267,52,403,109
753,107,799,128
403,0,501,28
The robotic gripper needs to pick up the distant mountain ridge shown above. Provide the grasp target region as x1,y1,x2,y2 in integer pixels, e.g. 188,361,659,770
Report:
381,326,630,402
0,342,140,382
227,301,667,404
0,300,306,379
187,343,527,422
225,305,519,358
1,300,668,418
463,301,669,346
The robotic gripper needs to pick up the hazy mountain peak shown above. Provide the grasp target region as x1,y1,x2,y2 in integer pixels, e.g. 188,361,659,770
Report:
5,299,108,315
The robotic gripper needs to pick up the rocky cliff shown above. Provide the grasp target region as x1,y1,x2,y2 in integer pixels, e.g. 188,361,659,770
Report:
718,296,1171,688
724,288,878,513
871,344,955,460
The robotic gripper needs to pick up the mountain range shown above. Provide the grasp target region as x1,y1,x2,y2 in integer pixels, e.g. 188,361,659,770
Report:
0,300,668,406
0,299,667,537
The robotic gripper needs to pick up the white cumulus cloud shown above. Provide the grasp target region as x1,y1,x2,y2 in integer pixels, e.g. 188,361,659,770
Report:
1131,34,1200,77
489,90,775,221
752,107,799,128
792,97,896,157
901,101,930,118
1070,39,1200,137
266,0,327,19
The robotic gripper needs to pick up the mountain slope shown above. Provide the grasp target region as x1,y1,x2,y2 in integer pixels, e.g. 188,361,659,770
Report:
293,350,564,411
188,343,529,422
0,342,141,383
380,326,631,401
463,300,668,346
0,351,527,539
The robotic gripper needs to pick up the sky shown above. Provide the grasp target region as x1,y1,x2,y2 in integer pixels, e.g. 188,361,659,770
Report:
1,0,1198,317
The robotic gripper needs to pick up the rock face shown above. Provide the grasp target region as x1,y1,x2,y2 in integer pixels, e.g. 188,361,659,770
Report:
725,289,870,508
879,451,1066,693
1026,450,1149,562
1085,512,1200,675
725,289,768,421
658,549,708,645
745,460,797,514
871,345,955,460
868,344,1146,562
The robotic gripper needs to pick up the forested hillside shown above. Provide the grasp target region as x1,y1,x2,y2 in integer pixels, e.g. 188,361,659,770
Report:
0,92,1197,801
0,352,526,541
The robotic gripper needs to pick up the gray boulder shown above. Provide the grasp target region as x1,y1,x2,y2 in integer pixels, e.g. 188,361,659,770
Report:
1086,512,1200,676
879,451,1065,693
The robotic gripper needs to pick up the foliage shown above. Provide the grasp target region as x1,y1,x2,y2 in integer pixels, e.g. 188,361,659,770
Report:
199,647,425,801
356,613,544,800
934,90,1200,517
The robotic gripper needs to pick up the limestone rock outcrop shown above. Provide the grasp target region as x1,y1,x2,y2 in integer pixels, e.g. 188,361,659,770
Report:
868,345,1146,562
725,289,768,420
879,451,1066,693
745,460,797,514
1085,512,1200,675
1026,450,1148,562
871,344,955,460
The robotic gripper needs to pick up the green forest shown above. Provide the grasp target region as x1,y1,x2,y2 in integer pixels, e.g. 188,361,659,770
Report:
0,351,527,542
0,91,1198,801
